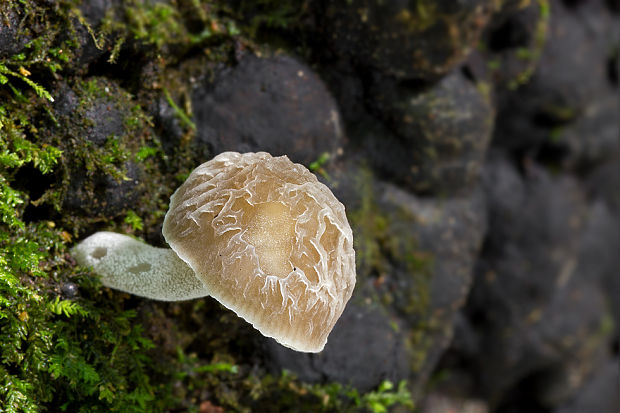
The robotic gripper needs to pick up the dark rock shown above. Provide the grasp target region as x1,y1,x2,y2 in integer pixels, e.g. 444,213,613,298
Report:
0,4,31,57
80,0,118,23
480,0,549,89
587,159,620,212
52,78,145,217
586,161,620,332
460,155,616,404
377,182,488,391
316,59,368,128
53,82,126,146
525,0,614,112
377,183,487,318
326,158,487,323
476,154,586,307
362,70,494,195
191,54,344,166
155,94,188,156
65,0,119,73
471,272,610,410
319,0,497,80
63,161,142,216
554,358,620,413
67,24,107,75
420,393,488,413
262,302,409,393
576,200,620,287
61,282,79,298
492,0,619,166
547,91,620,168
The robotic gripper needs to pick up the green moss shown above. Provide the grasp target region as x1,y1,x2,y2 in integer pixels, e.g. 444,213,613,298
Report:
0,1,81,86
163,87,196,131
348,167,397,280
124,210,144,231
347,167,434,316
507,0,549,90
245,371,414,413
230,0,309,38
0,120,166,411
97,0,240,61
395,0,439,33
308,152,331,179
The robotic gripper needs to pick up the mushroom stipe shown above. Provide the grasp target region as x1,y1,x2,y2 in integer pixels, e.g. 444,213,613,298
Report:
73,152,356,353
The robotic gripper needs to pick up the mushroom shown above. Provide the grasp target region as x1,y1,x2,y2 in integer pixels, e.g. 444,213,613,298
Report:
73,152,356,353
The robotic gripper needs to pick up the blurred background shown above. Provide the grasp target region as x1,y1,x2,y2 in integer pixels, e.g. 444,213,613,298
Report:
0,0,618,412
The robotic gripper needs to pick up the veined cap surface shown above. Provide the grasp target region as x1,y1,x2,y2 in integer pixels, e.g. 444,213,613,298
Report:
162,152,356,352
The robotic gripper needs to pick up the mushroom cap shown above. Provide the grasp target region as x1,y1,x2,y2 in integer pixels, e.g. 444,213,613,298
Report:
162,152,356,352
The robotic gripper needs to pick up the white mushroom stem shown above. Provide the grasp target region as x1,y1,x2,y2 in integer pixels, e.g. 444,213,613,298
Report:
72,232,210,301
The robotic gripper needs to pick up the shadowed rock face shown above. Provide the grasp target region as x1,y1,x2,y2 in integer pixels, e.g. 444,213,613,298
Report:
263,302,409,392
0,4,30,57
362,69,495,195
319,0,497,79
191,54,344,166
53,79,144,217
555,358,620,413
492,0,620,169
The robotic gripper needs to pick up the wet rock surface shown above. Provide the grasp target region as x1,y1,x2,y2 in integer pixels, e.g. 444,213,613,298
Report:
51,78,147,217
0,4,31,57
319,0,497,79
554,358,620,413
191,54,344,166
364,70,494,194
492,0,620,168
263,302,409,392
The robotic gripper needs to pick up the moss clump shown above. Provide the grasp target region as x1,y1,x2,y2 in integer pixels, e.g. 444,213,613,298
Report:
508,0,550,90
0,114,164,411
394,1,439,33
348,167,397,280
243,371,414,413
348,167,434,317
226,0,309,36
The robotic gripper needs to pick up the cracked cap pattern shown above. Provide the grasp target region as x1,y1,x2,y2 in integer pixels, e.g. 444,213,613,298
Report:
162,152,356,352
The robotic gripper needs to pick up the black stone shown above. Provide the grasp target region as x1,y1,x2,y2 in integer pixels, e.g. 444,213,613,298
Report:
192,54,344,166
319,0,497,80
363,69,494,195
459,154,617,404
52,78,145,217
0,4,31,57
61,282,79,298
492,0,620,167
262,303,409,393
554,359,620,413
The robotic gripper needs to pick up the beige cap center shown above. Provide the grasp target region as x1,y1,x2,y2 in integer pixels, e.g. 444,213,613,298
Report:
245,202,294,278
